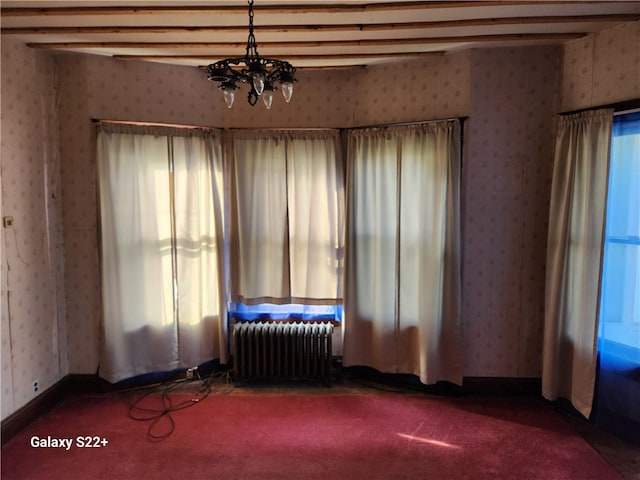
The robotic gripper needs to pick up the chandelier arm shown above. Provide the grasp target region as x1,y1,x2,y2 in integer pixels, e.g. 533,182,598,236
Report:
247,86,259,106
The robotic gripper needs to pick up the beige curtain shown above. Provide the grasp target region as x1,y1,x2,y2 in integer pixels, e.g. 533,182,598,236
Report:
542,109,613,418
343,121,463,385
229,130,344,305
97,124,226,383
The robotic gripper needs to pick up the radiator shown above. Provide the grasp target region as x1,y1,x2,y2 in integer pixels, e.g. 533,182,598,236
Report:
232,321,333,385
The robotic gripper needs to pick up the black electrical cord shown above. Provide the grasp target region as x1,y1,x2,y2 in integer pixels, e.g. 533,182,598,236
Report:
127,369,233,441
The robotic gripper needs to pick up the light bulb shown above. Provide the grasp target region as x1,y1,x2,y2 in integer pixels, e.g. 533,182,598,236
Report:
281,82,293,103
262,89,274,109
222,88,235,109
252,73,265,95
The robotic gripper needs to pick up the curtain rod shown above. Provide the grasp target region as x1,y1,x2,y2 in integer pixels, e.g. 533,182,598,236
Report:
344,116,468,131
559,98,640,116
614,108,640,116
228,127,338,132
93,120,337,132
91,118,220,130
92,118,472,131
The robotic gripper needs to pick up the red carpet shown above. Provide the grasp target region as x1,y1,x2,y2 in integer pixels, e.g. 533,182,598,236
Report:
1,393,621,480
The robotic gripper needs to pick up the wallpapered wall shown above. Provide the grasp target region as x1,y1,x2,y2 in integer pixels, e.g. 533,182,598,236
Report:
0,42,68,418
54,48,471,376
561,21,640,112
1,20,638,419
463,47,561,376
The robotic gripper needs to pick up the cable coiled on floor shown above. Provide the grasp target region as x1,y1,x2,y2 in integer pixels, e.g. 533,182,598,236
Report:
127,369,232,441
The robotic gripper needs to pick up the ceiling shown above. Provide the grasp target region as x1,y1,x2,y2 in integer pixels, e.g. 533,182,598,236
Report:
2,1,640,70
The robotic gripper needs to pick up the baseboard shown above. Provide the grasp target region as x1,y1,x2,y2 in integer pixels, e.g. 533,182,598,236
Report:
1,375,70,446
342,367,541,396
462,376,542,396
1,373,125,446
67,373,116,393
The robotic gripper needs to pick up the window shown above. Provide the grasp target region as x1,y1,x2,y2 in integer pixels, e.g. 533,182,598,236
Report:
97,124,226,382
343,121,463,384
598,112,640,349
228,130,344,322
228,303,343,322
595,110,640,443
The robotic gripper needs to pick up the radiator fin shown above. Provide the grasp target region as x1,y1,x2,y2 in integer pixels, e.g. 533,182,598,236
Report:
232,321,333,385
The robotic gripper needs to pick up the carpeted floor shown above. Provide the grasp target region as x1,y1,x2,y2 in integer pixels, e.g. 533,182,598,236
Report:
1,388,624,480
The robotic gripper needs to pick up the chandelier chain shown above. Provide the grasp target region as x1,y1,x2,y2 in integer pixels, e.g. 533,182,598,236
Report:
246,0,259,59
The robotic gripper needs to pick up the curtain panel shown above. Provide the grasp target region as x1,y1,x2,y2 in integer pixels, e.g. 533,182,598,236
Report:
97,123,226,383
228,130,344,306
343,120,463,386
542,109,614,418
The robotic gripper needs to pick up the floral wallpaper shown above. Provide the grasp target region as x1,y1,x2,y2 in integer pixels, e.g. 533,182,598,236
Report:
1,19,638,419
1,40,67,418
562,21,640,112
463,47,561,377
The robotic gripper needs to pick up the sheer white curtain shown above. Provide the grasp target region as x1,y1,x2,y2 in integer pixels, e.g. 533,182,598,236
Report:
97,123,226,383
343,121,463,385
229,130,343,305
542,109,613,417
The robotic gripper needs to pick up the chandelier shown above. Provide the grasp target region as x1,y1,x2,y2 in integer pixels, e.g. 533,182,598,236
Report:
205,0,297,109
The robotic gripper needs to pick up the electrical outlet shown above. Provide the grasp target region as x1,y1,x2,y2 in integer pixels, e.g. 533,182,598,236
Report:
3,216,14,228
32,380,39,393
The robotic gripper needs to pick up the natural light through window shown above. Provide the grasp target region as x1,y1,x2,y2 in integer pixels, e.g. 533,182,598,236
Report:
598,111,640,353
